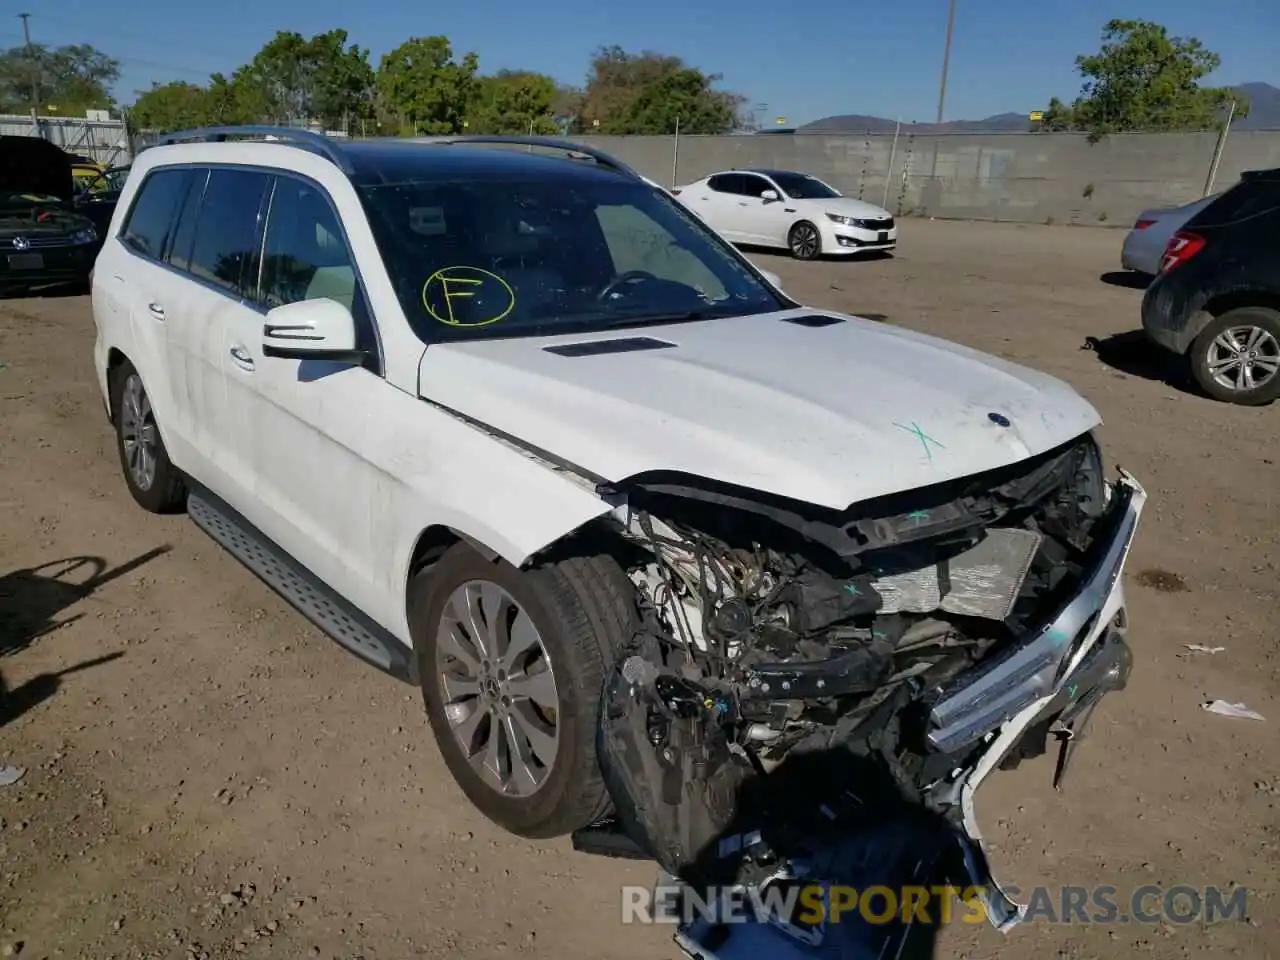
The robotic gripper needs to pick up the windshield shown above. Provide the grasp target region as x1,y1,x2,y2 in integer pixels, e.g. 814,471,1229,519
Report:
770,173,841,200
357,175,786,342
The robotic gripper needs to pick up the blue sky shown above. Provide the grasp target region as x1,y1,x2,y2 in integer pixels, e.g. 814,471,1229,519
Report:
5,0,1277,125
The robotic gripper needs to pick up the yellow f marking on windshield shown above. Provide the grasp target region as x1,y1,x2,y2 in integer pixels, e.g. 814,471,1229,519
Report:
437,275,482,324
422,265,516,328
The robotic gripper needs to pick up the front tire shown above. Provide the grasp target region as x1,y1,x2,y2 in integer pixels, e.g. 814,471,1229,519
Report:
788,221,822,260
110,361,187,513
411,543,634,838
1189,307,1280,405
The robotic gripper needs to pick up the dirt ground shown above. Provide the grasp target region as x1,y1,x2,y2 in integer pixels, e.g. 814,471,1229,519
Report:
1,219,1276,960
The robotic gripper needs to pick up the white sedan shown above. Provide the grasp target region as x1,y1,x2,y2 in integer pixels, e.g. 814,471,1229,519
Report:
673,168,897,260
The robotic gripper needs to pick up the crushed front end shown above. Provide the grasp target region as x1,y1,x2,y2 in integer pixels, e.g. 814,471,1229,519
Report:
585,432,1146,931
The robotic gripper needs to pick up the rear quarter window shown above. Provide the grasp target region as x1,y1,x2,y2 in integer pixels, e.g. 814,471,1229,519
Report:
120,168,192,259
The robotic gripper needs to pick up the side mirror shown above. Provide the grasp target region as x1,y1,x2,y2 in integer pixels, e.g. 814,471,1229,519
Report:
760,189,780,203
759,269,783,290
262,298,364,363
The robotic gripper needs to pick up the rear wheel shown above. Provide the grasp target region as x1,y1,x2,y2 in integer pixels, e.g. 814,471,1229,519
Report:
788,221,821,260
1189,307,1280,405
110,361,187,512
411,542,634,838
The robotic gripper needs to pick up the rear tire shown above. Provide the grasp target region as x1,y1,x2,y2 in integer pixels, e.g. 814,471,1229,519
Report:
411,542,635,838
1188,307,1280,405
110,361,187,513
788,221,822,260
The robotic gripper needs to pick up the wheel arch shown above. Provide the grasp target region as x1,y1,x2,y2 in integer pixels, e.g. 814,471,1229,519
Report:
1201,290,1280,324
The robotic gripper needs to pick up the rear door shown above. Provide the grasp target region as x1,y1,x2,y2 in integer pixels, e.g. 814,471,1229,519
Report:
100,166,205,475
696,174,752,240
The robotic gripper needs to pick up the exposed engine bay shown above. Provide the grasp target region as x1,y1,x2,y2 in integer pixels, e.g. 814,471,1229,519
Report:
586,432,1139,899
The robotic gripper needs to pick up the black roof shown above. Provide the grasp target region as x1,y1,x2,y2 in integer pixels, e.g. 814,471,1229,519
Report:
340,139,637,188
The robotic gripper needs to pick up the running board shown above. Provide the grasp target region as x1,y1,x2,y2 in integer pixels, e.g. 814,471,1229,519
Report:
187,487,415,685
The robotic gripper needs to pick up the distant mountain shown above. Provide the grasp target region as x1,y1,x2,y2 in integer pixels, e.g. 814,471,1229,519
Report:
797,82,1280,134
1233,82,1280,129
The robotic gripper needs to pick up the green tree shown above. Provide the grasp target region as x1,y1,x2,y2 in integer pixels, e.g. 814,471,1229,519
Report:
376,36,480,134
579,46,744,134
234,29,374,128
0,42,120,115
127,81,213,132
468,70,559,134
1050,19,1247,137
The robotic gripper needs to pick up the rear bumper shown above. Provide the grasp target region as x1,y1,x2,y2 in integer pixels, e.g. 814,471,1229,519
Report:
1141,277,1205,355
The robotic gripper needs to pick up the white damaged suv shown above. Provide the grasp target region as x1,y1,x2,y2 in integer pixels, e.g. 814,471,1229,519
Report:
93,128,1145,924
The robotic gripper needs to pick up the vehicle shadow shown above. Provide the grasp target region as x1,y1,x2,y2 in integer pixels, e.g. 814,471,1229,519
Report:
0,548,172,659
1099,271,1151,290
0,651,124,728
1082,331,1189,389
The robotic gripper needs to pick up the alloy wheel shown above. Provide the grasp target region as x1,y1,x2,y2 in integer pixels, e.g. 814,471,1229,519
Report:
790,223,820,259
120,373,159,491
435,580,560,798
1205,324,1280,393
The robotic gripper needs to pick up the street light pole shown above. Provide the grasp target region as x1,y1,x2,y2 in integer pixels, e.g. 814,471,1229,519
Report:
935,0,957,124
18,12,41,134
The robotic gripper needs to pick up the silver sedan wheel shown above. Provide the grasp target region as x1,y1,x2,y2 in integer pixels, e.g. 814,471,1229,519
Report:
120,373,159,491
435,580,560,798
1206,325,1280,392
790,223,820,259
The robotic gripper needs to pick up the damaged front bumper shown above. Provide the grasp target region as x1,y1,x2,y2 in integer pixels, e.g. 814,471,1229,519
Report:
665,471,1147,955
933,468,1146,932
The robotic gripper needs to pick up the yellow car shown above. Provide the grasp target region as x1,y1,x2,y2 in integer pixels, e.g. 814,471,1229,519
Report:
68,154,106,187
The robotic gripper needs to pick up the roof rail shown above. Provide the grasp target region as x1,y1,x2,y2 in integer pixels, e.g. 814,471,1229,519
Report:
406,135,643,181
152,125,354,173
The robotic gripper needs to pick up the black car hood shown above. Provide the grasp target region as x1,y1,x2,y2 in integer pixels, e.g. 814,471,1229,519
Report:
0,135,74,202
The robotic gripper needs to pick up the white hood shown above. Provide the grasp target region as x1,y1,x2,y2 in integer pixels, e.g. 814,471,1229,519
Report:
816,196,894,219
416,309,1101,509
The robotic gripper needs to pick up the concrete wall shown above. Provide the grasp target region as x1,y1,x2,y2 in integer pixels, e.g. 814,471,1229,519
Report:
575,131,1280,225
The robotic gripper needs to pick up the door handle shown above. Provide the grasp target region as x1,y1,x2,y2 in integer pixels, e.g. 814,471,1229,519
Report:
147,302,165,321
229,344,255,370
737,201,748,206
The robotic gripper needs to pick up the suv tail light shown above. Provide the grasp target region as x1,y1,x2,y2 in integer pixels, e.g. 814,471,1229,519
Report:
1133,218,1156,230
1160,230,1205,273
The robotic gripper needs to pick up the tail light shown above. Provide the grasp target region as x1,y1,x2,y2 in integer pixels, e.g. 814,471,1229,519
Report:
670,189,681,195
1160,231,1205,273
1133,218,1156,230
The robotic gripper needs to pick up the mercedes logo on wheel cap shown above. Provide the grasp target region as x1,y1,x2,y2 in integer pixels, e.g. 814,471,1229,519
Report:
12,236,30,251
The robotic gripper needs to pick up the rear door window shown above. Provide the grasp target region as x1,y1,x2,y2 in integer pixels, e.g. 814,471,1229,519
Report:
187,169,272,297
166,168,209,272
1193,177,1280,227
120,168,191,259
